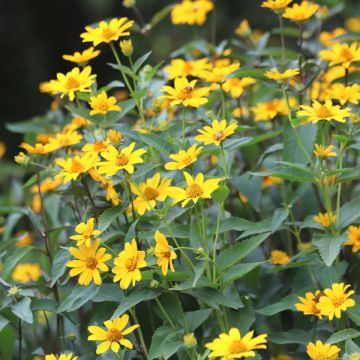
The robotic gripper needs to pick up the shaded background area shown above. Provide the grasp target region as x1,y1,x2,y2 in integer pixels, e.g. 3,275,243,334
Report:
0,0,356,158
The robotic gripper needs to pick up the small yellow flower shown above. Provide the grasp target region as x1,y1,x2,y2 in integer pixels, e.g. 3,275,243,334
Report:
120,39,133,56
48,66,96,101
67,239,111,286
346,17,360,33
199,61,240,83
165,144,203,170
20,142,57,155
102,180,121,206
295,290,324,319
89,91,121,116
183,333,197,348
313,212,336,228
297,100,352,124
325,83,360,105
81,18,134,46
319,28,346,47
317,283,355,320
12,263,41,284
205,328,268,359
168,172,221,207
171,0,214,26
55,152,99,184
154,230,177,276
235,20,251,37
282,1,319,23
112,239,147,289
320,42,360,69
251,98,289,122
70,218,101,247
48,129,83,150
262,175,283,189
82,140,109,154
88,314,139,354
62,47,100,65
307,340,340,360
261,0,293,12
222,77,255,98
195,119,238,146
123,0,136,8
313,144,337,158
107,129,122,144
129,173,171,215
270,250,290,265
344,225,360,253
31,177,62,194
98,143,146,176
45,354,77,360
164,58,211,80
14,152,29,165
15,231,33,247
265,68,300,81
7,286,19,296
160,77,210,107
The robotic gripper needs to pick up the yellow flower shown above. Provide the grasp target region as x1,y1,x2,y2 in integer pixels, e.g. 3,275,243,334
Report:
31,177,62,194
313,144,337,158
12,263,41,284
262,175,283,189
346,17,360,33
70,218,101,247
98,143,146,176
160,77,210,107
88,314,139,354
205,328,268,359
45,354,77,360
20,142,57,155
112,239,147,289
325,83,360,105
313,212,336,228
319,28,346,47
102,180,121,206
154,230,177,276
55,152,99,184
168,172,221,207
14,152,29,165
261,0,293,12
0,141,6,158
82,140,109,154
265,68,300,81
270,250,290,265
199,62,240,83
282,1,319,23
344,225,360,253
320,42,360,69
165,144,203,170
171,0,214,26
317,283,355,320
62,47,100,65
295,290,324,319
195,119,237,146
235,20,251,37
307,340,340,360
80,18,134,46
89,91,121,116
7,286,19,297
184,333,197,348
15,231,33,247
129,173,171,215
251,98,288,122
120,39,133,56
107,129,122,144
123,0,136,8
164,58,211,80
222,77,255,98
67,239,111,286
297,100,352,124
48,129,83,150
48,66,96,101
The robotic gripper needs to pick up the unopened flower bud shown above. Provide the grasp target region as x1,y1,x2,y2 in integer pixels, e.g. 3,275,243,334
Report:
120,39,133,57
183,333,197,348
123,0,136,8
150,279,159,288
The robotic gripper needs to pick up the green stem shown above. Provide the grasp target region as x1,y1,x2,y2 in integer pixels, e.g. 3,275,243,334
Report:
155,297,176,329
129,307,148,357
212,202,222,282
200,201,211,279
182,107,186,148
278,14,285,65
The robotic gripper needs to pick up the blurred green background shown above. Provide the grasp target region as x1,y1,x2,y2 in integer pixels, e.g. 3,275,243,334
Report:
0,0,357,159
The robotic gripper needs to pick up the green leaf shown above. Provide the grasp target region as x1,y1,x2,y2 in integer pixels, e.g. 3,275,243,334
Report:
184,309,212,332
133,51,152,73
326,329,360,344
0,316,9,332
51,249,71,287
313,233,347,267
12,297,33,324
6,116,51,134
112,288,161,318
57,284,99,313
125,219,139,242
269,329,311,345
217,233,270,271
212,185,230,203
30,299,57,313
0,326,15,360
1,246,34,278
92,284,124,303
271,208,289,233
98,206,123,232
347,296,360,326
223,262,263,285
148,326,182,360
150,4,174,27
338,197,360,229
228,67,266,80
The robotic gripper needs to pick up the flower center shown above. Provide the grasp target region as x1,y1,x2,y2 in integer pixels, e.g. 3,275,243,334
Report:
125,258,138,271
186,183,203,198
116,153,129,166
161,250,171,259
65,77,80,90
71,160,85,173
85,256,98,270
266,102,278,111
332,295,345,307
183,62,193,74
340,48,353,61
98,101,110,111
181,155,194,166
213,131,224,141
102,28,115,40
316,106,333,119
143,186,159,200
107,328,123,342
229,340,247,354
178,86,193,100
94,141,107,151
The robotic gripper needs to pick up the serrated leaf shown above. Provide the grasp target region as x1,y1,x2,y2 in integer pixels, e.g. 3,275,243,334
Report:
271,208,289,233
313,233,347,267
